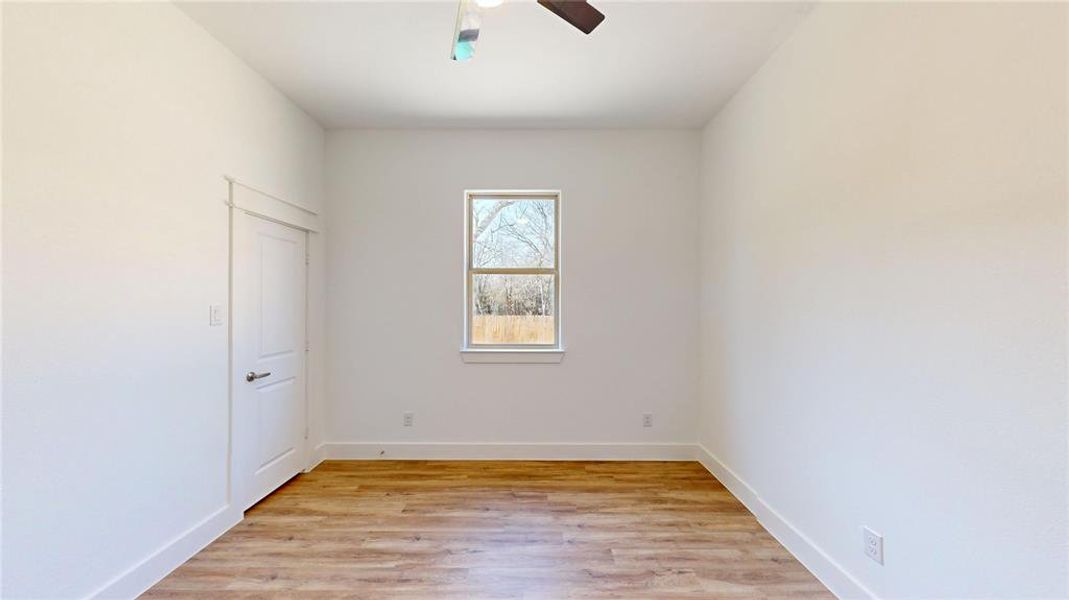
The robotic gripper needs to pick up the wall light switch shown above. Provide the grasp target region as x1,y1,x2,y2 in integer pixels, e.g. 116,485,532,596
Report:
209,304,224,327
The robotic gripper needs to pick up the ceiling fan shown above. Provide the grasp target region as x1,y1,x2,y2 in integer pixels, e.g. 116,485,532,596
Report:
451,0,605,61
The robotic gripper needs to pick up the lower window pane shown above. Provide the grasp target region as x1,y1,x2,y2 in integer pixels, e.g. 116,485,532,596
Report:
471,274,555,345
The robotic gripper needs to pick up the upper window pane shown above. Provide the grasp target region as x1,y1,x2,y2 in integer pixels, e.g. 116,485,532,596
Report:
471,197,555,269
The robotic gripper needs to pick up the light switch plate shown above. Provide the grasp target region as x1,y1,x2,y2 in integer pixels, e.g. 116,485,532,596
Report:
209,304,224,327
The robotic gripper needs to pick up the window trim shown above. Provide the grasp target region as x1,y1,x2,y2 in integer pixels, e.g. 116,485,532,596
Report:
462,189,562,355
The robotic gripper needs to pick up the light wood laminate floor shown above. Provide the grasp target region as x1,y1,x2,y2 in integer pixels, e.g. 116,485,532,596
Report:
144,461,832,599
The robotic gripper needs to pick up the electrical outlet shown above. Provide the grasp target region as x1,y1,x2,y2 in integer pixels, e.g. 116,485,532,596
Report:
863,527,883,565
642,413,653,428
403,412,414,427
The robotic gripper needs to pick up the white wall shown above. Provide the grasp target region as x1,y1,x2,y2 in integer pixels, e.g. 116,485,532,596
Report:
325,130,699,454
2,3,324,598
0,3,5,592
698,3,1067,598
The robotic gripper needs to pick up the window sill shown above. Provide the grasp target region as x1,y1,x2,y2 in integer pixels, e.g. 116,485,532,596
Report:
460,349,565,364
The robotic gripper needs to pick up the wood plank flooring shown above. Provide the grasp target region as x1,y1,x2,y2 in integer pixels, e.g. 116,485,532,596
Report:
144,461,832,599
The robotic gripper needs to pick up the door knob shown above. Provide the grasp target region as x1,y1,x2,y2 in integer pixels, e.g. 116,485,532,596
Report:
245,371,271,382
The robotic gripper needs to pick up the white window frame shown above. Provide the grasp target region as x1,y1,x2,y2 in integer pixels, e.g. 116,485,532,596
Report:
462,190,563,363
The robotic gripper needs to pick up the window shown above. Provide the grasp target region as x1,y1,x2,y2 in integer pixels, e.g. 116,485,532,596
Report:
464,191,561,355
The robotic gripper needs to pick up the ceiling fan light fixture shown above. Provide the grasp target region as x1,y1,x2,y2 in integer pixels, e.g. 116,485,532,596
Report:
450,0,482,62
450,0,604,62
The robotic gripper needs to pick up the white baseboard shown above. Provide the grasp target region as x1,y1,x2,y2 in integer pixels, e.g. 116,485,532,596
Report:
694,444,874,600
304,440,327,473
87,504,241,600
317,441,697,461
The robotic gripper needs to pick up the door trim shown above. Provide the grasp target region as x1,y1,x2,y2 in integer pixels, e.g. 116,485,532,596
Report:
226,177,320,232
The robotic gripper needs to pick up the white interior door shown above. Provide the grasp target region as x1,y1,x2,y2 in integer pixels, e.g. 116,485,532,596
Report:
232,210,308,511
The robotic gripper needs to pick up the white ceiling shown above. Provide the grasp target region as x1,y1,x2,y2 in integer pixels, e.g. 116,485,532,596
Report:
178,1,808,129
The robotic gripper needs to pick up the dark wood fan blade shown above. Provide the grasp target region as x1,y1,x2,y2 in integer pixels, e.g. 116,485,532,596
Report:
537,0,605,34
